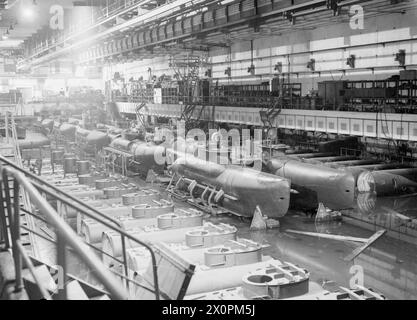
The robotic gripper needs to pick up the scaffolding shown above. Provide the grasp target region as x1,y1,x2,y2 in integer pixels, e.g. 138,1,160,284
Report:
169,53,209,130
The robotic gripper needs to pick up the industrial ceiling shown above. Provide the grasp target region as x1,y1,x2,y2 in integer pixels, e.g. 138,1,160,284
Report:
0,0,416,69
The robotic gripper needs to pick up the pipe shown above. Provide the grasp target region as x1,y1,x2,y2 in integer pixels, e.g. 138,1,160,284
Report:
304,155,358,162
341,163,409,183
346,163,408,170
374,168,417,177
325,159,379,166
286,152,334,158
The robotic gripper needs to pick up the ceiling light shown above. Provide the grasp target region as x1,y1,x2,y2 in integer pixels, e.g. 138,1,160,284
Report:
22,1,37,20
22,7,35,19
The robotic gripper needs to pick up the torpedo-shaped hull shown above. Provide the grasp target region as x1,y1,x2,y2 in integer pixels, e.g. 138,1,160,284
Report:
171,156,290,218
267,158,356,210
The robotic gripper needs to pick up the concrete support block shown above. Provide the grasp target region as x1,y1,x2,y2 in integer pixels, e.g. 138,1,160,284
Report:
72,189,104,199
122,189,161,206
76,205,131,233
101,226,200,266
104,186,137,199
95,178,128,190
78,174,96,185
183,257,276,296
131,201,174,218
157,209,203,229
242,260,310,299
203,239,263,268
185,223,237,248
80,217,157,244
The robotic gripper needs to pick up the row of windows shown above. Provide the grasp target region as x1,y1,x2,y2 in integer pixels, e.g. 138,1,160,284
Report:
283,118,413,136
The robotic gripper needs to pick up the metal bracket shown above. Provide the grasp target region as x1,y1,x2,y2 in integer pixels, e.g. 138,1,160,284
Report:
327,0,341,15
188,180,197,198
201,185,210,204
214,189,225,203
207,187,217,208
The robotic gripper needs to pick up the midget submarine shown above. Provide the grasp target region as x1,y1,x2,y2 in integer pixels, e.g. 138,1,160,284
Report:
55,121,167,175
266,157,356,210
109,137,166,174
170,155,291,218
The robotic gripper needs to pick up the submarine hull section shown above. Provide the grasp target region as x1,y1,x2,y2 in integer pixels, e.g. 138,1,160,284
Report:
86,131,111,149
171,157,290,218
267,158,356,210
130,141,166,174
59,123,77,140
18,132,51,150
108,138,166,175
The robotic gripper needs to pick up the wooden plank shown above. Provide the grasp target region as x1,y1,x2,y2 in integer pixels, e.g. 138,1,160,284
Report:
285,229,368,243
344,229,386,262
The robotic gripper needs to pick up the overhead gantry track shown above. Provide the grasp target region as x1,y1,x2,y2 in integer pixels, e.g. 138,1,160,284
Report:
18,0,220,70
18,0,406,70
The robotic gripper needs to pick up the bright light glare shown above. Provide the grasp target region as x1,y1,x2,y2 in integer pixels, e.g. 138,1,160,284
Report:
22,7,35,19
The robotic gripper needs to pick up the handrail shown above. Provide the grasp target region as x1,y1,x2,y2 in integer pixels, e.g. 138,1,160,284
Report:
16,241,51,300
18,208,160,297
0,154,160,300
1,114,160,299
0,163,129,300
8,114,38,257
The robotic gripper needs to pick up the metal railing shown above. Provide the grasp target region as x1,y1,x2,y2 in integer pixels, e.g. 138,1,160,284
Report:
0,160,128,300
113,91,308,110
0,155,161,300
0,115,161,300
6,113,38,257
2,113,128,299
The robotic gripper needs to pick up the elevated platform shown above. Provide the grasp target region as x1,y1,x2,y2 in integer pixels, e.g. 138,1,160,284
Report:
116,102,417,142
